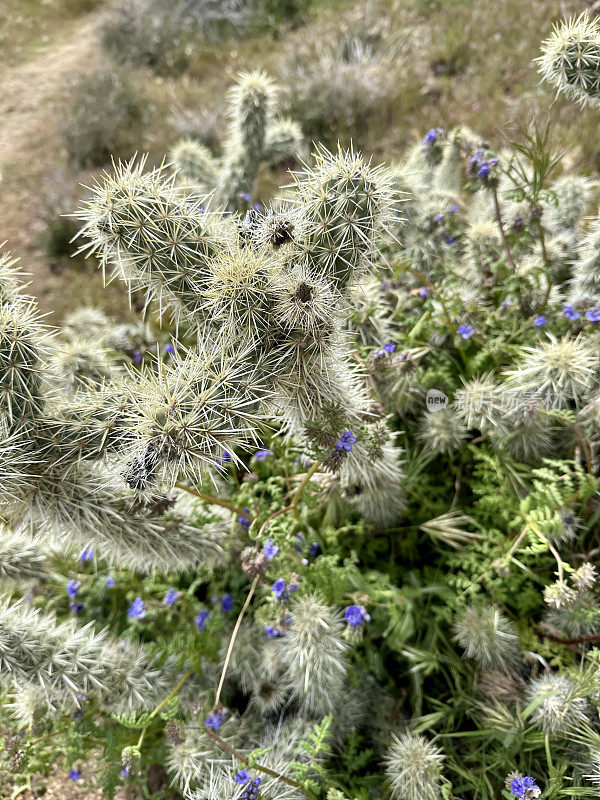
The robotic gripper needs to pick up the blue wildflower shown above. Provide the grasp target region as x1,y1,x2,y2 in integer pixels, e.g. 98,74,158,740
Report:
272,578,287,600
237,509,251,527
508,775,540,798
309,542,319,558
533,316,547,326
457,323,474,339
235,769,251,784
435,212,444,223
69,601,84,614
121,766,131,778
66,579,81,600
195,610,210,631
221,593,233,612
448,203,459,213
294,533,305,552
203,709,227,730
263,538,279,560
383,343,396,354
564,304,581,320
423,127,444,146
336,430,357,452
163,587,179,607
264,624,281,638
586,307,600,322
68,769,81,781
444,235,456,244
419,287,429,298
254,449,273,462
345,605,371,627
128,597,146,620
106,575,115,588
163,343,176,355
133,349,142,364
79,548,94,562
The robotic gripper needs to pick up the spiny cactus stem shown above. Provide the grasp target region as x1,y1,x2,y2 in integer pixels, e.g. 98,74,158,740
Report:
491,184,516,271
214,574,260,708
204,727,320,800
174,482,255,522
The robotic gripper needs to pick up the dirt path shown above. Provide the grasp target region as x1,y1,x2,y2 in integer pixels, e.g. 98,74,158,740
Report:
0,9,104,307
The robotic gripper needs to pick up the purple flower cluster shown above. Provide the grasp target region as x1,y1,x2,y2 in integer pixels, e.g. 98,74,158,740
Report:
128,597,146,620
457,323,474,339
422,127,444,148
235,770,262,800
271,578,297,601
336,430,357,453
263,538,279,560
194,610,210,631
508,775,541,798
163,587,179,607
345,605,371,627
469,149,499,183
204,708,227,730
254,449,273,462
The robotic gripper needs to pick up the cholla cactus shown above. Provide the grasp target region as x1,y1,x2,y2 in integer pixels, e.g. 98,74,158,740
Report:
170,71,303,208
454,604,522,670
75,146,404,525
385,732,446,800
538,14,600,106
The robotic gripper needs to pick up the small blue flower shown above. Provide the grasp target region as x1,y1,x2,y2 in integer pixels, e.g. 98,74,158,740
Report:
204,709,227,730
163,587,179,607
478,163,490,179
345,605,371,627
195,610,210,631
294,533,305,552
128,597,146,620
448,203,459,213
382,343,396,354
106,575,115,588
254,449,273,462
68,769,81,781
563,304,581,320
133,349,142,364
69,601,84,614
66,579,81,600
509,775,540,798
309,542,319,558
238,192,251,201
263,538,279,560
121,766,131,778
435,212,444,223
272,578,287,600
221,593,233,613
586,307,600,322
336,430,357,452
419,287,429,298
235,769,251,784
237,509,251,527
533,315,547,327
501,299,512,307
444,235,456,244
79,548,94,562
163,343,176,355
457,323,474,339
423,127,444,146
264,624,280,638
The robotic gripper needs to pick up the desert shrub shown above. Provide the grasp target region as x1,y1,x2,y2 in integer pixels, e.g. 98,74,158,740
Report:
277,13,403,148
101,0,248,76
61,67,144,167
